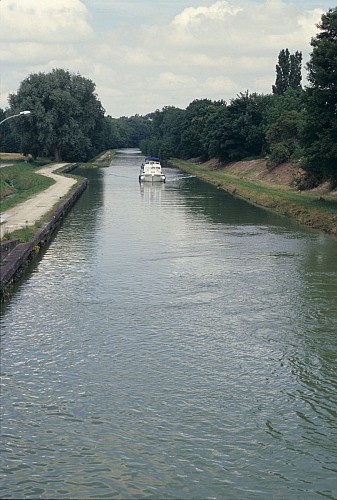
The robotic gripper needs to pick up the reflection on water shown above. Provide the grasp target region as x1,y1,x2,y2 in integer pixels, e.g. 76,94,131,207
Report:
139,182,166,204
1,150,337,499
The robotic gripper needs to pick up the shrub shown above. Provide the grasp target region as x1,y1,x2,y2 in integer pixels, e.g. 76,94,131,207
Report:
267,144,290,170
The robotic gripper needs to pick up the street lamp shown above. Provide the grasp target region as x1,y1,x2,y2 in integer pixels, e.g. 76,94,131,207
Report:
0,110,31,126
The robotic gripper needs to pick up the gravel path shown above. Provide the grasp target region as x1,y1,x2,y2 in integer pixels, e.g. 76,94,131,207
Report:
0,163,77,238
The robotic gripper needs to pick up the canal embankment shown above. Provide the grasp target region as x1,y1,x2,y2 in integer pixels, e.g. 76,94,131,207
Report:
170,158,337,237
0,150,115,297
0,163,87,298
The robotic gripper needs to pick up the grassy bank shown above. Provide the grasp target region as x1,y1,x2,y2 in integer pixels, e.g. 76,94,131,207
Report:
0,152,33,162
77,150,115,169
0,162,54,212
0,151,113,243
170,159,337,237
0,150,114,212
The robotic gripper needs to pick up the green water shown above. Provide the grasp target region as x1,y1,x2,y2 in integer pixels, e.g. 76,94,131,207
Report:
1,149,336,499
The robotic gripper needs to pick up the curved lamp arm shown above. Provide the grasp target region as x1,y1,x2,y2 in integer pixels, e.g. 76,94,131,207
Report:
0,110,31,126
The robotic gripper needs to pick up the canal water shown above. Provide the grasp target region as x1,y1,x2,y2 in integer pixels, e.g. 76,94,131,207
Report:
1,149,337,499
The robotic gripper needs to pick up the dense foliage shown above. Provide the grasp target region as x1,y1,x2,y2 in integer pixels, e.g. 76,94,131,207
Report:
8,69,105,162
302,8,337,182
3,69,152,162
1,9,336,183
140,90,304,168
141,9,336,183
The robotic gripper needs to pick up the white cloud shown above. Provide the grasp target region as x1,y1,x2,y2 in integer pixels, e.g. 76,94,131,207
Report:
0,0,94,108
172,1,242,28
155,72,198,89
1,42,78,65
0,0,328,116
0,0,94,43
205,75,240,93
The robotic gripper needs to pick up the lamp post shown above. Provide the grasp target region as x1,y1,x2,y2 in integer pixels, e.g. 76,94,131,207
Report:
0,110,31,126
0,111,31,164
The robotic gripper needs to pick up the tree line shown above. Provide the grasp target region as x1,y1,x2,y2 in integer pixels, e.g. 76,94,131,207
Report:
1,8,336,185
140,8,337,185
0,71,152,163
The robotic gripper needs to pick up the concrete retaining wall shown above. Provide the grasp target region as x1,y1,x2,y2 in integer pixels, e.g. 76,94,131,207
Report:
0,176,88,299
0,239,20,261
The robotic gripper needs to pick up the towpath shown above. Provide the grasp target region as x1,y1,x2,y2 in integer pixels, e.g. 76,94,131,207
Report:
0,163,77,238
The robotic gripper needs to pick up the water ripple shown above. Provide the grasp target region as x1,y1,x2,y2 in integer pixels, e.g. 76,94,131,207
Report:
1,157,337,499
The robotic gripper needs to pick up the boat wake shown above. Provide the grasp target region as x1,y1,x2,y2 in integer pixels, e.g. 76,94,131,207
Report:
166,175,196,182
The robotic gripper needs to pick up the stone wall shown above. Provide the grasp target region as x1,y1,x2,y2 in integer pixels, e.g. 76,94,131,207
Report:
0,177,88,299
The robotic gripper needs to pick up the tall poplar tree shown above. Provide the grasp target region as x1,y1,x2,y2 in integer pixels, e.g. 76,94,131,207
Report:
272,49,302,95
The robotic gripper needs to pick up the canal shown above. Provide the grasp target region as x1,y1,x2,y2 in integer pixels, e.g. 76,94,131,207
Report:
1,149,337,499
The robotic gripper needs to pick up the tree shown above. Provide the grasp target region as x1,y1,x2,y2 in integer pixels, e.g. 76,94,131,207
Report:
9,69,105,162
200,92,270,162
302,8,337,182
289,52,303,89
139,107,185,159
228,92,270,158
272,49,302,95
266,110,305,168
0,108,22,152
180,99,223,159
264,88,305,168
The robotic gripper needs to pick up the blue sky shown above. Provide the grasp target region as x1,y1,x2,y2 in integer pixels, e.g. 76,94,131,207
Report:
0,0,334,117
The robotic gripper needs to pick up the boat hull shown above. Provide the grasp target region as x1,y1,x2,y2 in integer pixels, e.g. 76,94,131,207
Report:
139,174,166,183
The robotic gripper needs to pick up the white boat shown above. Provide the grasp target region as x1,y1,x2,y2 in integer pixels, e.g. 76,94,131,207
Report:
139,157,166,183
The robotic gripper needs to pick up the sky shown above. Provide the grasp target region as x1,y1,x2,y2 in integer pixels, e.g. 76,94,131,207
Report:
0,0,335,118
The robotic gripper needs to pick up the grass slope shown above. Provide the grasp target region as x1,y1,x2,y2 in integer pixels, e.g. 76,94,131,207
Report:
0,163,55,212
0,151,113,242
170,158,337,237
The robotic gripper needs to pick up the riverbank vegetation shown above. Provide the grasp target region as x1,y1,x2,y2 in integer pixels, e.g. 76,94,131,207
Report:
0,162,54,212
141,8,337,189
0,151,111,243
171,158,337,236
0,71,152,163
77,150,115,169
